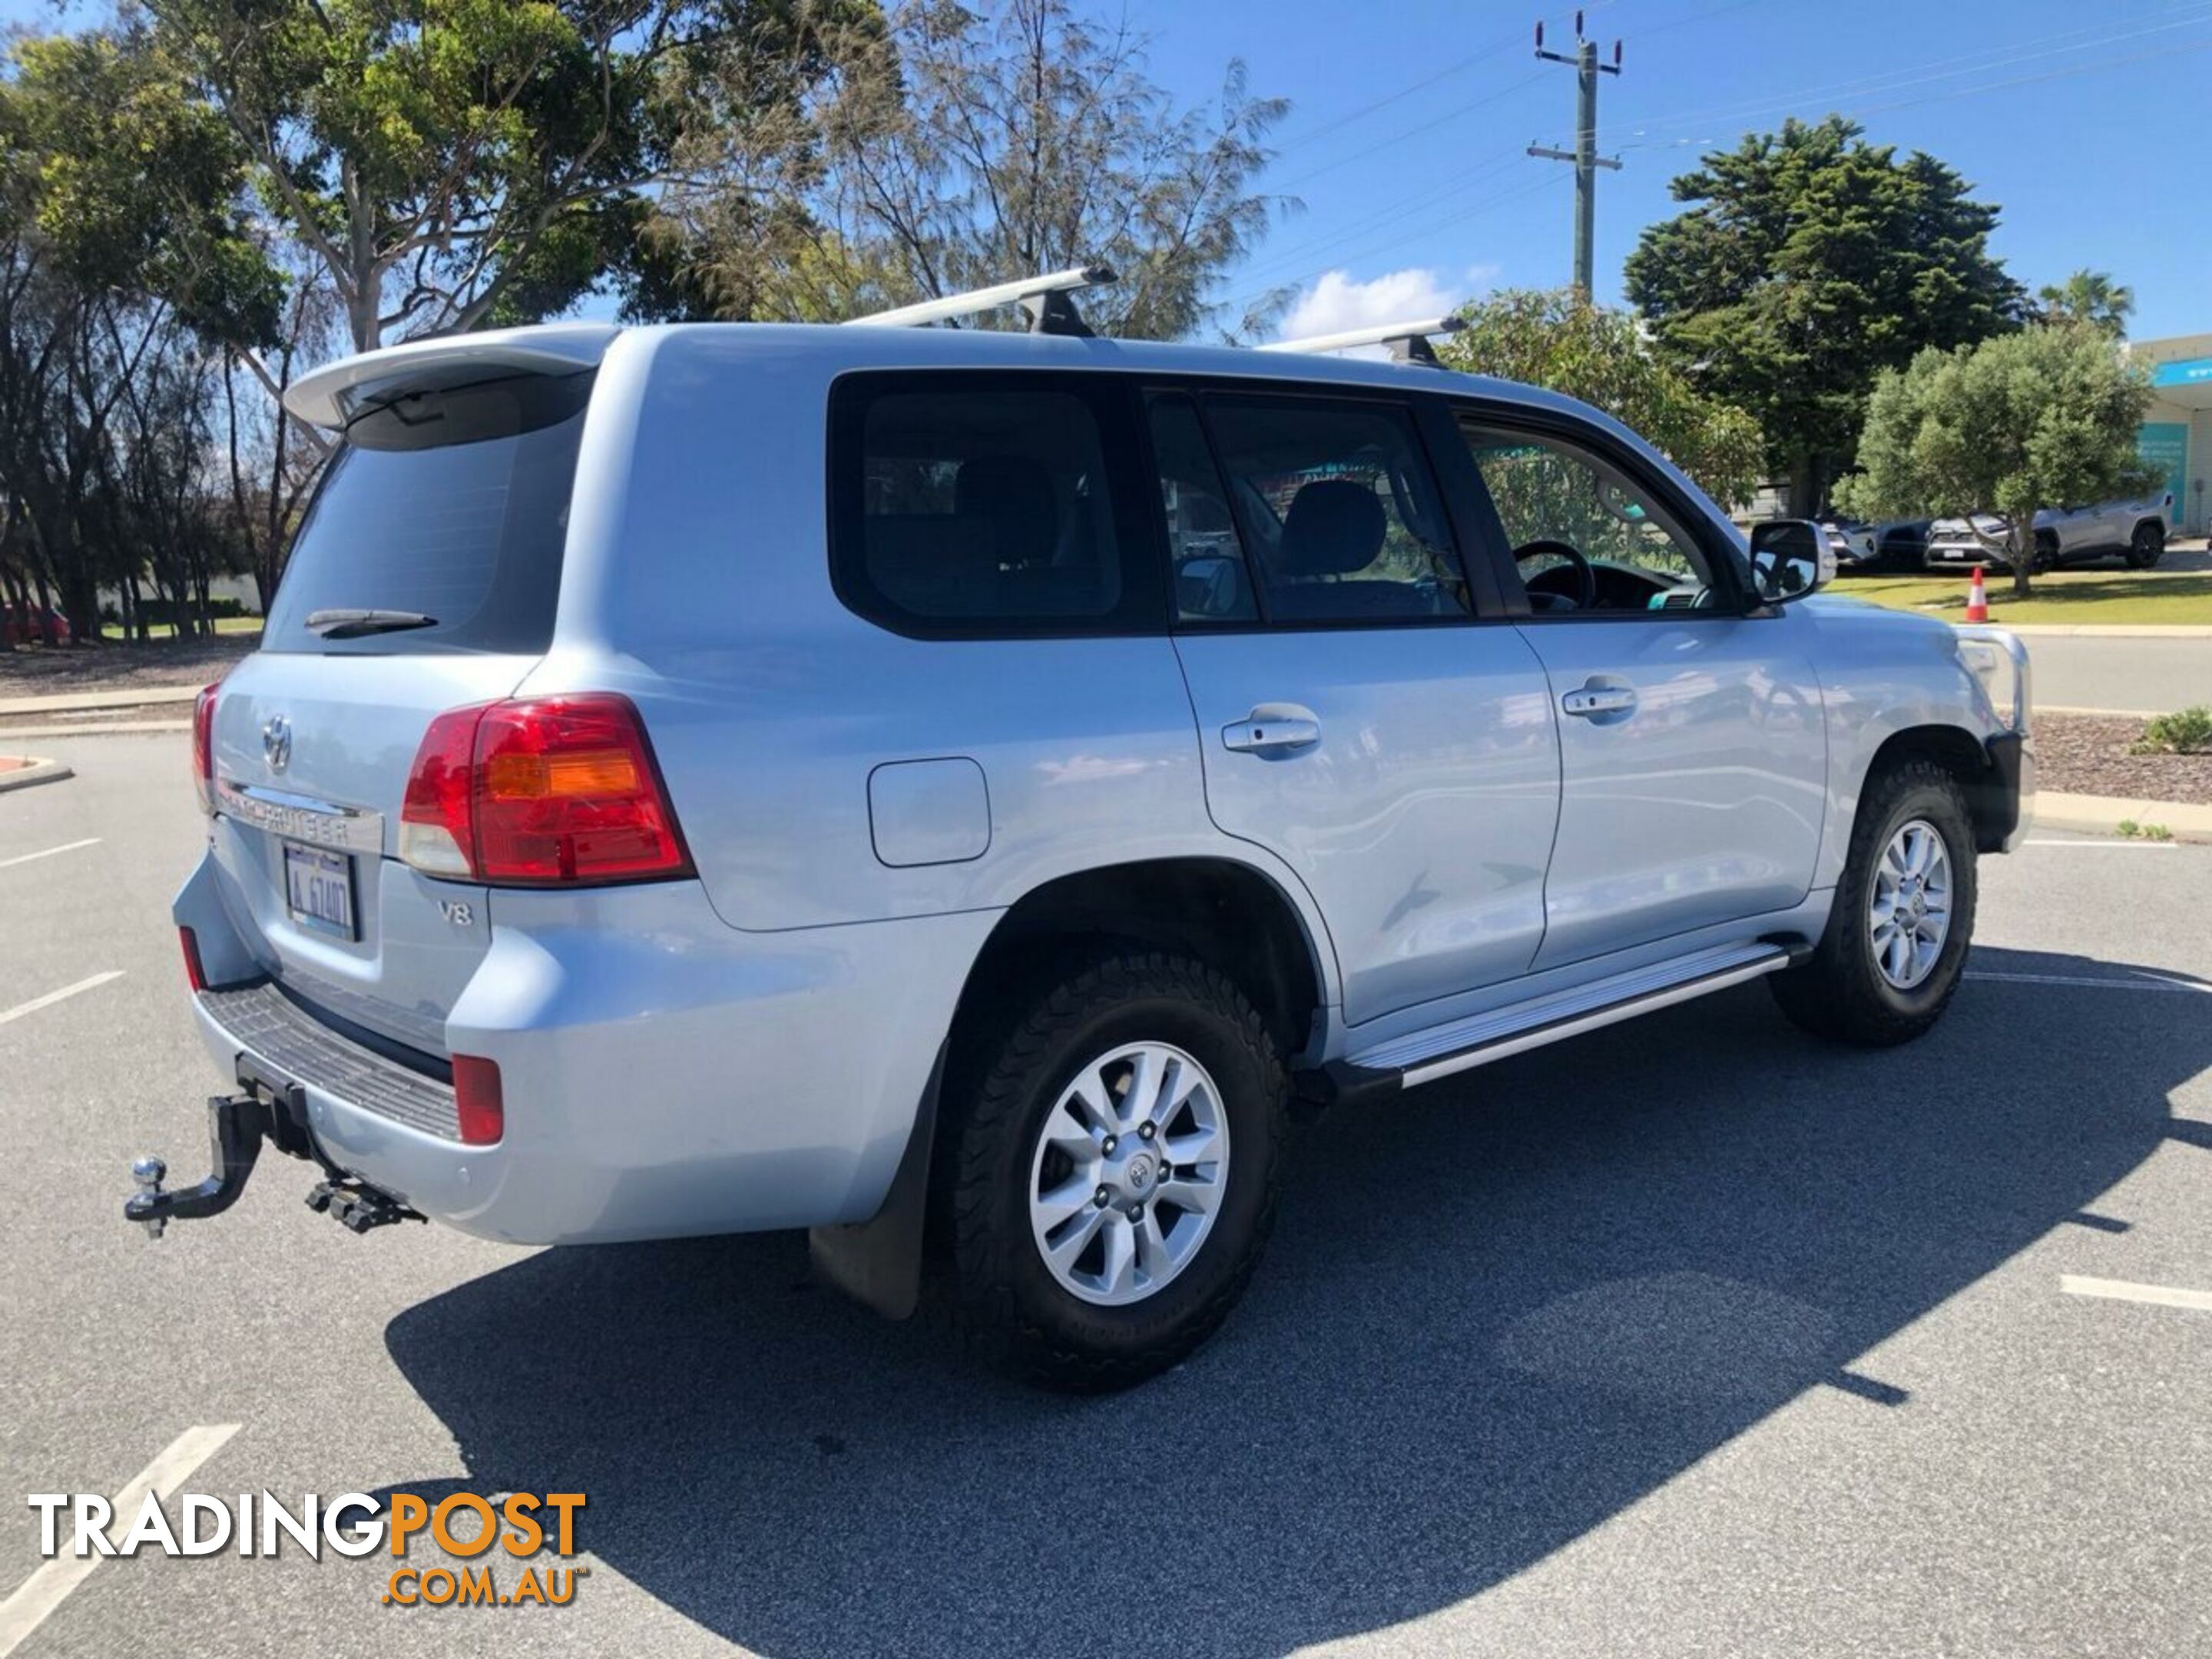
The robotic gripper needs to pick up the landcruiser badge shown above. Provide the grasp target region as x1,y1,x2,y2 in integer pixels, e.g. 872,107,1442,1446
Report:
262,714,292,773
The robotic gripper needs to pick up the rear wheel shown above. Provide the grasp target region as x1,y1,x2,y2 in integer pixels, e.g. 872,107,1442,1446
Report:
2127,522,2164,569
1770,760,1977,1046
943,949,1286,1390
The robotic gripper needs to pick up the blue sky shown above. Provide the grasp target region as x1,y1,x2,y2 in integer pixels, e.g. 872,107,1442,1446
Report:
8,0,2206,342
1138,0,2212,343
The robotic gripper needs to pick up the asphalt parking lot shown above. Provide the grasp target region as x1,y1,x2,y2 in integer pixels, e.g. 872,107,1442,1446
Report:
4,733,2210,1658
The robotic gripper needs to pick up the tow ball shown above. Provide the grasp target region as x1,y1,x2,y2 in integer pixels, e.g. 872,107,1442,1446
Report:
126,1094,271,1239
126,1078,424,1238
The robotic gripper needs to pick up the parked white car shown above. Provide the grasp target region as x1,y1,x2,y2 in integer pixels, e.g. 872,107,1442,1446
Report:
1926,492,2171,572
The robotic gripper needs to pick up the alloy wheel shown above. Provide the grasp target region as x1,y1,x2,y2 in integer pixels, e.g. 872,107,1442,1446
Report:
1869,818,1954,990
1026,1041,1230,1306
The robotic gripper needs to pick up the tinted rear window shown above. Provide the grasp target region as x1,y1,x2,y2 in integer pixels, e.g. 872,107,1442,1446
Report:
262,373,591,654
826,373,1163,637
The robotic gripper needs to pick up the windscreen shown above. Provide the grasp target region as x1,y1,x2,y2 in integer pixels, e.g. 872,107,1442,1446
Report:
261,371,592,655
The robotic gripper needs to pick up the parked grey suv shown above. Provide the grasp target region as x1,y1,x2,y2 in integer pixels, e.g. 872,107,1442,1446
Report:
131,284,2033,1389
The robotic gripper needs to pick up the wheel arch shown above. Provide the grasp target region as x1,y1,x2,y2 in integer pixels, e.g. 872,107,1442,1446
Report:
808,855,1335,1320
949,856,1334,1068
1862,723,2009,853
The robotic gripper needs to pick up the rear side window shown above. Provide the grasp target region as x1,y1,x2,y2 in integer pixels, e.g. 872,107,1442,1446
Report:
830,376,1157,637
1147,392,1259,624
262,373,591,655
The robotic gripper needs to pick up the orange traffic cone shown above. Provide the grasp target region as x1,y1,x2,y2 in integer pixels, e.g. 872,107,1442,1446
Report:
1964,568,1989,624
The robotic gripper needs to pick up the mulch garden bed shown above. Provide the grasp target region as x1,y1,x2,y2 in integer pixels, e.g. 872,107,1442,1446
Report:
2035,712,2212,806
0,634,258,697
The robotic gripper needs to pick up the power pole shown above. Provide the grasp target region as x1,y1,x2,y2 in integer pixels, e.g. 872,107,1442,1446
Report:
1527,12,1622,299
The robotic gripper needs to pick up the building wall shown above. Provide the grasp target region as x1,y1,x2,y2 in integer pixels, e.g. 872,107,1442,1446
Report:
2133,333,2212,534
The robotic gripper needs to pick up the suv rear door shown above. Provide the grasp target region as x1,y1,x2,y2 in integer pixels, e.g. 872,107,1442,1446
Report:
1151,385,1561,1027
207,366,594,1053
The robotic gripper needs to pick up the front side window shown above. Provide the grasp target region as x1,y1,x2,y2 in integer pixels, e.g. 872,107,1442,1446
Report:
1459,423,1722,614
1200,396,1471,624
836,382,1135,634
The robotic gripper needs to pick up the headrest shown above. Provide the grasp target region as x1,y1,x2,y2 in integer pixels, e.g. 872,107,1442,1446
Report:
955,455,1057,569
1278,480,1386,578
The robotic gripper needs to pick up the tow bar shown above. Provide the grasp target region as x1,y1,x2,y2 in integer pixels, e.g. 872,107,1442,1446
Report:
126,1061,424,1238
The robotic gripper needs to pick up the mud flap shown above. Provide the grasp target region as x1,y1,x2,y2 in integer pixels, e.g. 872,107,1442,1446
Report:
807,1045,945,1320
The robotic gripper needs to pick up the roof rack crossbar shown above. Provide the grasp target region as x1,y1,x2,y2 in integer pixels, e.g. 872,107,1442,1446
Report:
842,265,1118,336
1257,315,1465,365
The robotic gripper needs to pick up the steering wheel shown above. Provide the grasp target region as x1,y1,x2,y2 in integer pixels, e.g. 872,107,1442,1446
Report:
1512,538,1598,611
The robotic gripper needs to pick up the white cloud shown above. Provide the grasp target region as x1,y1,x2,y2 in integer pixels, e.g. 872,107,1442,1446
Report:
1272,265,1500,357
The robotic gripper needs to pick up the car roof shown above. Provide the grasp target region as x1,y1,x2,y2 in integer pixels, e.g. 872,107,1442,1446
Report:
285,319,1601,431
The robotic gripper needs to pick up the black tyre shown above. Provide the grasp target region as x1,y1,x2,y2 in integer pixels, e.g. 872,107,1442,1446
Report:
2127,522,2164,569
1769,760,1978,1047
943,949,1286,1391
2030,534,2058,575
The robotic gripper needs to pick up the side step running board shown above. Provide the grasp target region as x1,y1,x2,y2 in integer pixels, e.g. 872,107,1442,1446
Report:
1317,942,1800,1104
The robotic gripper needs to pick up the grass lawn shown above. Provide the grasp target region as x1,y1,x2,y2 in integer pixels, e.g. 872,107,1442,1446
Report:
1834,569,2212,625
97,617,263,641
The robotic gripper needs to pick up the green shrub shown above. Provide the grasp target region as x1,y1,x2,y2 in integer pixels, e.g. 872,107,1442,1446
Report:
2131,706,2212,755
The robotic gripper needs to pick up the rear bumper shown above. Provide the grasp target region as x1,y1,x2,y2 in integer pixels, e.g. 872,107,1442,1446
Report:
1926,542,2008,568
175,853,996,1245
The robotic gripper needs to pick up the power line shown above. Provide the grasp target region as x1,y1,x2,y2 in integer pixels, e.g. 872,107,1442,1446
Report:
1237,153,1527,286
1270,70,1551,193
1225,170,1567,321
1268,3,1613,161
1585,1,2212,155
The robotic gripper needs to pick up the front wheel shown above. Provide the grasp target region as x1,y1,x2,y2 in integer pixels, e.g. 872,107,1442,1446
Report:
1770,760,1978,1046
943,950,1286,1390
2127,522,2164,569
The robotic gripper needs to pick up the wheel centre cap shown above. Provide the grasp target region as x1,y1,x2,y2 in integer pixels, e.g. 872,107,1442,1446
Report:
1120,1151,1157,1196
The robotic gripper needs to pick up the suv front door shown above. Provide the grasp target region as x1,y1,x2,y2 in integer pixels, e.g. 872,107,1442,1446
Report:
1452,413,1827,971
1150,387,1560,1027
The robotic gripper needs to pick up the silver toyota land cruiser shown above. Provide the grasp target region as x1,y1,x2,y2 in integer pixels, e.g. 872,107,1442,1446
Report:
129,270,2033,1389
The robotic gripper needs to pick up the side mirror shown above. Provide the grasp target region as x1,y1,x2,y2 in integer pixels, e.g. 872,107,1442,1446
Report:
1747,518,1833,604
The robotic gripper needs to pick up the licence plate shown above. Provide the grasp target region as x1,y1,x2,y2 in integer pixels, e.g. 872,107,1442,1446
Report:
283,843,356,940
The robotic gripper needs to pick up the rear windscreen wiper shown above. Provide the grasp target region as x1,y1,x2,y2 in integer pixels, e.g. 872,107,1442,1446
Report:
303,608,439,639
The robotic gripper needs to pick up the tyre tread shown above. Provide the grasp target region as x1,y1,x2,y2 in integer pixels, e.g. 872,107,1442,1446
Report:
1770,758,1976,1047
942,948,1285,1391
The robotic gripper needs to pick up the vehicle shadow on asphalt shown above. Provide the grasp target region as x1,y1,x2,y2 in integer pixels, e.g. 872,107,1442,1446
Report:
383,944,2209,1657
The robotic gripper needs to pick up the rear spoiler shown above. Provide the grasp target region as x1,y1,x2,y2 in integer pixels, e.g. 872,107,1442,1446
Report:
283,323,620,429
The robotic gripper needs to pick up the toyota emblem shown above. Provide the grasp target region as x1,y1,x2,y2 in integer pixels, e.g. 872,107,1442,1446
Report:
261,714,292,773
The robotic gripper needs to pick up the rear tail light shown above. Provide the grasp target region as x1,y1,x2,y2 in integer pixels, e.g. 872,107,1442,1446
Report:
399,694,692,886
179,926,207,992
191,683,219,813
451,1055,505,1145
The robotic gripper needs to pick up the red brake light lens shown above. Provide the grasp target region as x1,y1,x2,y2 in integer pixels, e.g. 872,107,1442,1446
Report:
398,704,486,878
451,1055,505,1145
399,694,691,886
180,926,207,992
191,683,220,813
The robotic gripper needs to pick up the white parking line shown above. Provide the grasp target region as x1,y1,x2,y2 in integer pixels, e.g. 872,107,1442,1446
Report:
0,837,101,871
1965,970,2210,995
2060,1275,2212,1313
0,972,125,1027
0,1423,240,1657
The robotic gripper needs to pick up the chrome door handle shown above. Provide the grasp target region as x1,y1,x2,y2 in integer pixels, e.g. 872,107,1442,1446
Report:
1561,685,1637,718
1223,714,1321,753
